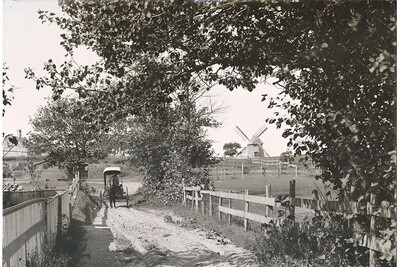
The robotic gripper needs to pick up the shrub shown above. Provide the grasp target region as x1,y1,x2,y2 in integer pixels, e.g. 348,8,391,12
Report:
253,214,385,267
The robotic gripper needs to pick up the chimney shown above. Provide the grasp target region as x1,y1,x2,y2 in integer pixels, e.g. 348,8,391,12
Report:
17,129,22,138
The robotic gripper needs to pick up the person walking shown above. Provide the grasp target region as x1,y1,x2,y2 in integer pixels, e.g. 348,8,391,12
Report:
109,173,119,208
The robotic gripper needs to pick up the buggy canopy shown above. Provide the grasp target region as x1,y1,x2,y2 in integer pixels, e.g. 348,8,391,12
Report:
103,167,122,187
103,167,121,175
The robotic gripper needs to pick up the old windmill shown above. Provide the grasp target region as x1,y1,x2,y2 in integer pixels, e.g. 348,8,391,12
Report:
234,125,270,158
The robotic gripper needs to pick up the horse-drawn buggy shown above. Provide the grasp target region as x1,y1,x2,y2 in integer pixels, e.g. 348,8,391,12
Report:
100,167,129,207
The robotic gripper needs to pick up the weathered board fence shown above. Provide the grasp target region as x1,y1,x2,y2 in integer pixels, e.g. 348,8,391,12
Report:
183,181,396,266
3,190,58,209
2,175,80,267
211,158,320,181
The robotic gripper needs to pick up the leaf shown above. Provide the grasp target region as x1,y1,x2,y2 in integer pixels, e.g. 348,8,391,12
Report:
8,136,18,146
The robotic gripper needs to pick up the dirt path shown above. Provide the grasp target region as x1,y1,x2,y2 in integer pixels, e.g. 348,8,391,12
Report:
105,206,258,266
80,180,259,266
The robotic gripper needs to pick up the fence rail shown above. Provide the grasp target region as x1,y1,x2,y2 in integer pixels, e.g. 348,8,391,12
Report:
3,174,80,267
183,181,396,266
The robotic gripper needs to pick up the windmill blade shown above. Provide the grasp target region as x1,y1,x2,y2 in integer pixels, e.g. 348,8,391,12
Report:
234,126,250,142
258,141,270,157
236,146,248,158
262,147,271,157
254,124,268,138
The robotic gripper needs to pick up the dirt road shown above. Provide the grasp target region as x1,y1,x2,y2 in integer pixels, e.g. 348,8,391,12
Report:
84,181,257,266
80,180,258,266
104,206,258,266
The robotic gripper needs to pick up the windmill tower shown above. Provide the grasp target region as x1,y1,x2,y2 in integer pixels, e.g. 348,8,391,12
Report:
234,125,270,158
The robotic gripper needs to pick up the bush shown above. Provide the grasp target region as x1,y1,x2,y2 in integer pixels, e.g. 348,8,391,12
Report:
140,177,183,204
253,214,387,267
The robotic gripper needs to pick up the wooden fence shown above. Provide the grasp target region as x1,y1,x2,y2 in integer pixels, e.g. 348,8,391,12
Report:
211,159,320,181
183,181,396,266
3,190,58,209
3,175,80,267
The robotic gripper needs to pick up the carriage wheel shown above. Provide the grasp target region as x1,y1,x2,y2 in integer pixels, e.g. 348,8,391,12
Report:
126,187,129,207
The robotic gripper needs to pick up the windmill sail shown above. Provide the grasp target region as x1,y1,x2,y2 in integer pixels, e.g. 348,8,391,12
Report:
235,125,270,159
254,125,268,138
261,147,270,157
236,146,248,158
234,126,250,142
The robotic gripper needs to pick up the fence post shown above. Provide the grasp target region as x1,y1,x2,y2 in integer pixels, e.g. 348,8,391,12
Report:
289,180,296,221
201,191,205,215
266,185,273,218
312,189,320,217
218,191,222,221
57,194,62,236
183,186,186,205
195,188,199,213
242,163,244,180
228,190,232,225
278,162,281,177
244,190,249,231
369,193,377,266
190,190,194,209
209,194,213,217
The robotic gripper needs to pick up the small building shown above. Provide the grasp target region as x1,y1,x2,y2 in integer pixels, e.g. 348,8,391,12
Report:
3,130,29,179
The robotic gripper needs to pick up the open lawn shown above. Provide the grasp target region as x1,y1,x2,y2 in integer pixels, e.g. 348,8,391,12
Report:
212,173,328,198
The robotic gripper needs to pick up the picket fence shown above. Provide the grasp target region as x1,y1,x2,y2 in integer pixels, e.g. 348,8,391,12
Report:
183,180,396,266
2,176,80,267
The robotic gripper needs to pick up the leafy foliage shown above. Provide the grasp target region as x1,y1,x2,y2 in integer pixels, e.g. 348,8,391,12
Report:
279,150,294,164
2,63,16,116
223,142,241,157
27,98,108,178
264,2,396,205
127,87,219,203
255,217,358,267
28,0,396,206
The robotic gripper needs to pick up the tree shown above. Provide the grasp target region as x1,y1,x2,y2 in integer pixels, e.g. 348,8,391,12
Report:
27,98,108,178
280,150,294,164
28,0,395,204
126,84,219,202
223,142,241,157
97,116,136,155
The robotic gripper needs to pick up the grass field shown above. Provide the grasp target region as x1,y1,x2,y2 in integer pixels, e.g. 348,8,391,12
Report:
205,172,337,223
212,173,328,198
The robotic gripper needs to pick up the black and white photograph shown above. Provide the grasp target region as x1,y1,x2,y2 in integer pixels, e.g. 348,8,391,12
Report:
2,0,396,266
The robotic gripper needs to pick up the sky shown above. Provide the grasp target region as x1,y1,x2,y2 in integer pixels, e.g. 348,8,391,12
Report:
2,0,290,156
